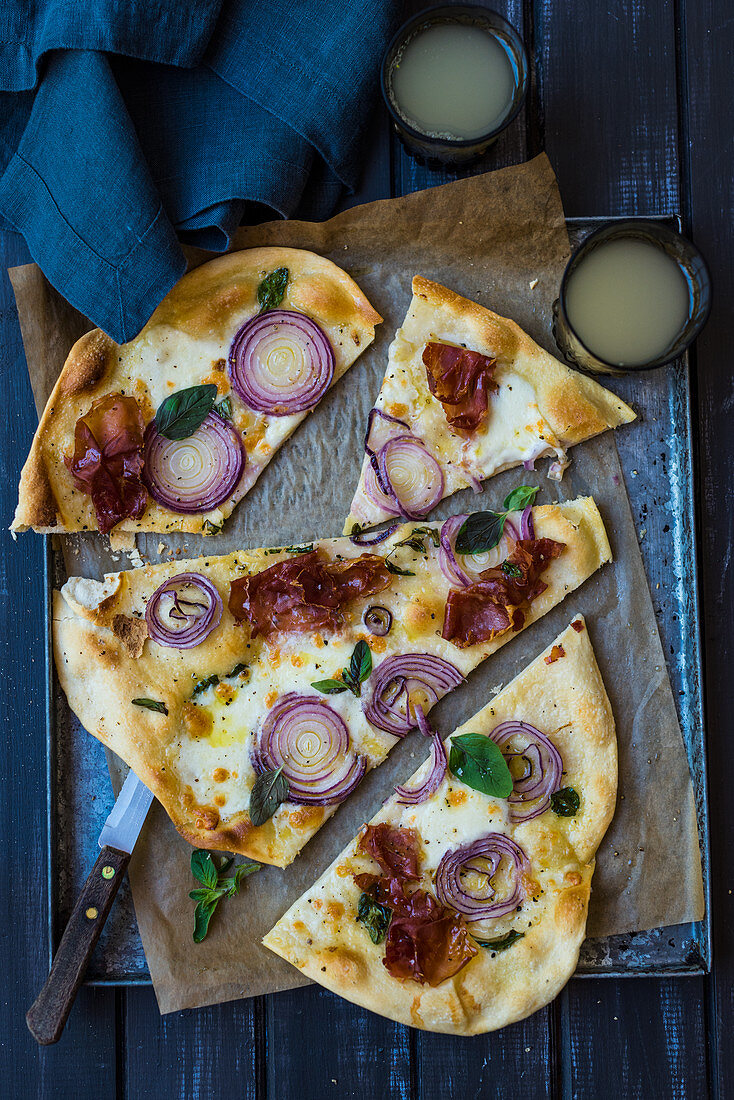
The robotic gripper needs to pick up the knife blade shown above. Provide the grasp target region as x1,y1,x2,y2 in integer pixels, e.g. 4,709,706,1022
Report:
26,771,153,1045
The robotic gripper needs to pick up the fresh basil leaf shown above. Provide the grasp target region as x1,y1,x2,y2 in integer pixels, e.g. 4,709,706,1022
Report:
386,560,415,577
550,786,580,817
455,511,506,555
249,766,289,827
311,678,349,695
501,561,522,578
258,267,289,313
192,674,219,698
503,484,539,513
154,384,218,441
132,697,168,715
357,892,392,945
449,733,513,798
193,898,219,943
191,849,219,890
350,639,372,685
475,929,525,952
215,396,233,422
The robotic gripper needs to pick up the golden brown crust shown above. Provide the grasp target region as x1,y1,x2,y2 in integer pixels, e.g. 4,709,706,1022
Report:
52,499,611,866
263,620,616,1034
14,248,381,534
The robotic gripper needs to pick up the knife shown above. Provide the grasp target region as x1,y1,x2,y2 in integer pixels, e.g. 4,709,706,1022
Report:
26,770,153,1045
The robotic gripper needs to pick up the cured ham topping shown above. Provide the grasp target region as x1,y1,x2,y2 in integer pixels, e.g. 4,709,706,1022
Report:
422,342,499,434
66,394,147,534
228,550,391,638
442,537,565,648
355,824,478,986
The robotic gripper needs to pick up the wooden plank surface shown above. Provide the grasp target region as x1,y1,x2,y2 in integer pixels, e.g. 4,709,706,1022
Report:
1,0,729,1094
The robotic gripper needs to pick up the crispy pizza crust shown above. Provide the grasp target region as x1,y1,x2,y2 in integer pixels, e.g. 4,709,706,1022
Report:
263,619,616,1034
345,275,635,531
14,247,381,535
53,498,611,866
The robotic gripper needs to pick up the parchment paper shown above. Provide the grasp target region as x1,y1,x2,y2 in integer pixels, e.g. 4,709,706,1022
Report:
10,155,704,1014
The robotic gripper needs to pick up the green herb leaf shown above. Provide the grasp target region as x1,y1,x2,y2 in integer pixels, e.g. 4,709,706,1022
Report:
396,535,428,554
188,888,213,902
311,678,349,695
455,511,506,555
356,892,392,945
249,766,289,827
449,733,513,798
132,697,168,715
550,786,580,817
218,855,235,875
501,561,522,578
234,861,261,888
192,674,219,698
411,525,440,547
350,639,372,685
503,485,539,513
227,663,248,679
475,929,525,952
202,518,223,536
258,267,289,313
386,560,415,577
193,898,218,943
191,849,219,889
215,396,233,422
154,384,218,441
282,543,314,555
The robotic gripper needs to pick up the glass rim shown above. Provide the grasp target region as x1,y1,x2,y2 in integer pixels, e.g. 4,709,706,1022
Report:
380,4,529,150
558,218,713,372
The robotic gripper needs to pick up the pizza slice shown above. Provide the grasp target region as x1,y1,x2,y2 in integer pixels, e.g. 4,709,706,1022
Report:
54,493,611,867
263,617,616,1034
13,247,381,536
344,276,635,533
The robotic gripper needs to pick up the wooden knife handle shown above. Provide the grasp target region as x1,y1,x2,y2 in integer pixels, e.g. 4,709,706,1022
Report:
26,845,130,1045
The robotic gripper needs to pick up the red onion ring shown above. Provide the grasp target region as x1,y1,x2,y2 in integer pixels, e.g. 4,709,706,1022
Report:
145,572,223,648
378,435,444,519
228,310,334,415
363,654,464,737
252,693,366,805
519,505,535,540
435,833,530,920
394,707,448,804
350,522,400,546
438,514,517,588
143,412,245,513
488,720,563,821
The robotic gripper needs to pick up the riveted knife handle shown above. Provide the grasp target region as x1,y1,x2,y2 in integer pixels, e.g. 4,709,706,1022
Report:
26,845,130,1045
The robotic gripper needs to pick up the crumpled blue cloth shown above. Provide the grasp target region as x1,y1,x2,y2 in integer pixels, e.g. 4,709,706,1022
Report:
0,0,399,342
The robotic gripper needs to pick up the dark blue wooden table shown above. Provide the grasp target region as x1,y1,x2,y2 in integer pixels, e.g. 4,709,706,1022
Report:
2,1,732,1095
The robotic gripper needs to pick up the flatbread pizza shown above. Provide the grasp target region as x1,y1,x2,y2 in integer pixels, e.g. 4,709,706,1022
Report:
263,617,616,1034
345,276,635,533
53,494,611,867
13,247,381,536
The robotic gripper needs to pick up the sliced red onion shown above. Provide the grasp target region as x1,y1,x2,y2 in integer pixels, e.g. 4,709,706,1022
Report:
378,435,444,519
394,705,447,804
253,693,366,805
362,605,392,636
438,514,517,588
519,505,535,540
488,720,563,821
549,453,570,481
435,833,530,920
523,458,536,472
229,310,334,415
350,522,399,546
143,412,245,513
363,460,402,516
145,572,223,648
363,654,464,737
467,473,484,494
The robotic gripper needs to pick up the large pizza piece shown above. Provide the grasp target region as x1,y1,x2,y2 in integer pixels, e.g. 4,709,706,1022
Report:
13,247,381,535
54,495,611,866
263,618,616,1034
344,276,635,533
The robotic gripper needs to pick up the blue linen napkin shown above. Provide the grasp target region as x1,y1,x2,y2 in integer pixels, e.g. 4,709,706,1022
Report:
0,0,399,343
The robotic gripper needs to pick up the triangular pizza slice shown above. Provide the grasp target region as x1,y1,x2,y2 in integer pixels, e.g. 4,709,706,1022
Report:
54,495,611,867
344,276,634,533
263,618,616,1034
13,247,381,535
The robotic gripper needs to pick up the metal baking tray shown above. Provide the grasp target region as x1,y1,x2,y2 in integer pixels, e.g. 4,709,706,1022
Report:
42,216,710,985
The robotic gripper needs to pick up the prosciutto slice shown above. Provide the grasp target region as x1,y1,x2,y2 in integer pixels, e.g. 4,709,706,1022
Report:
229,549,391,639
442,537,565,648
66,394,147,534
422,342,498,434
